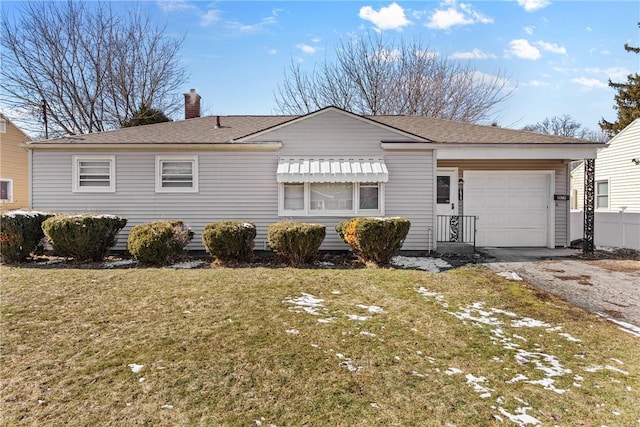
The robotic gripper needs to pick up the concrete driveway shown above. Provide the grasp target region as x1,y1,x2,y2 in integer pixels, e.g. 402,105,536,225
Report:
479,247,640,335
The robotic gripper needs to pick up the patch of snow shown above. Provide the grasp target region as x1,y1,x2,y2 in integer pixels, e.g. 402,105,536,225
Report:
285,329,299,335
359,331,377,337
596,313,640,338
558,332,582,342
355,304,384,314
496,406,541,426
283,293,325,316
466,374,493,398
511,318,551,328
128,363,144,373
139,377,145,383
336,353,362,372
161,404,174,410
584,365,629,375
392,256,452,272
370,402,380,409
102,259,137,269
316,261,334,267
497,271,523,281
416,287,448,307
410,371,425,378
36,259,63,266
346,314,370,321
2,209,52,218
169,260,205,269
331,290,341,295
445,367,463,376
317,317,336,323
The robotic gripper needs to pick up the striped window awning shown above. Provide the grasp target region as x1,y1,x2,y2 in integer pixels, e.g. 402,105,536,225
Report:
277,157,389,183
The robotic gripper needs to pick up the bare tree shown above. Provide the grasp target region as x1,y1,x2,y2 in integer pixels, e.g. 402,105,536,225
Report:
522,115,608,142
1,1,187,137
275,34,513,122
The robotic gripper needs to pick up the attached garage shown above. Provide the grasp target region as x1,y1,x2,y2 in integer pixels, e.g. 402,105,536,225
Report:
463,171,554,247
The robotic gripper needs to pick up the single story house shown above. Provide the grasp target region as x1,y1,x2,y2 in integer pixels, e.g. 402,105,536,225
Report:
1,113,31,212
24,90,605,252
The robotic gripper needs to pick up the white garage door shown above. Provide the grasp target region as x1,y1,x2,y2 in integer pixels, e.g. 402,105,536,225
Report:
464,171,552,247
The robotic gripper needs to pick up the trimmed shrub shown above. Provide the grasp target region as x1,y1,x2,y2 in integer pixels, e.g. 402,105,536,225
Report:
336,217,411,265
127,220,194,265
267,222,326,266
202,221,256,262
0,210,55,262
42,214,127,262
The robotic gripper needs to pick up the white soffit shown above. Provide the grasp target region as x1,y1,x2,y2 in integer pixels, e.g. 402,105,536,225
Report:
277,157,389,183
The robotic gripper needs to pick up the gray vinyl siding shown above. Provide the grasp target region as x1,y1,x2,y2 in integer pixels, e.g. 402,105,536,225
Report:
31,110,434,251
438,159,569,247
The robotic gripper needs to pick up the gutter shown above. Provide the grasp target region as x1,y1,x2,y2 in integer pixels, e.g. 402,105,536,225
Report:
21,142,283,151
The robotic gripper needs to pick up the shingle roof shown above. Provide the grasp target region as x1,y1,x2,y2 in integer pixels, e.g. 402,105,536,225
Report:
27,107,599,146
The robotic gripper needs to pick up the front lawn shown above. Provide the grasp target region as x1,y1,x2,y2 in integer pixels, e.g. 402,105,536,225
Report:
1,265,638,426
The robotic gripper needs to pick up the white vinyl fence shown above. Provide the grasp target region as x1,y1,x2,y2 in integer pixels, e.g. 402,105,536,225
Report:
570,210,640,250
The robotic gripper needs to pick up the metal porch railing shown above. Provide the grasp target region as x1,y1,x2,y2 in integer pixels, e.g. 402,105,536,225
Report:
436,215,478,248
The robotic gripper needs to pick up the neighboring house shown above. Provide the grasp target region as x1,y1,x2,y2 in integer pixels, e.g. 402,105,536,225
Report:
570,119,640,249
0,113,31,212
570,118,640,212
24,90,604,252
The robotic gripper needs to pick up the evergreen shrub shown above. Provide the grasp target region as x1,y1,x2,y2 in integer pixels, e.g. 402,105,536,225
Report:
0,210,55,262
336,217,410,265
42,214,127,262
267,222,325,266
202,221,256,262
127,220,193,265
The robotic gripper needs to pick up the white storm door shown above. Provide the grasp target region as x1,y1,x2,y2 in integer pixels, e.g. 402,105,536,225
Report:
436,168,458,216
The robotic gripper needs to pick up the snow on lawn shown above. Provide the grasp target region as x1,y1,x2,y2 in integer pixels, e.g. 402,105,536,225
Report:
416,286,632,421
596,312,640,338
102,259,137,269
169,260,206,269
283,293,326,316
391,256,452,272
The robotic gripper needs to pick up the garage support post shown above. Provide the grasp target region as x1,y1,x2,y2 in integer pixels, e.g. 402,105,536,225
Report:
583,159,595,254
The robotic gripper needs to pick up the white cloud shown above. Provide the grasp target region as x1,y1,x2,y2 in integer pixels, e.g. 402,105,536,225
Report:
523,26,535,35
200,9,222,27
527,80,549,87
450,48,497,60
296,44,317,55
536,41,567,54
571,77,608,89
585,66,630,81
507,39,541,60
359,2,411,31
157,0,196,13
517,0,551,12
225,11,278,32
426,0,493,30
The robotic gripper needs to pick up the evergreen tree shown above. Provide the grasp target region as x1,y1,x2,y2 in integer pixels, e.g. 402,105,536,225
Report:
121,105,171,128
599,22,640,136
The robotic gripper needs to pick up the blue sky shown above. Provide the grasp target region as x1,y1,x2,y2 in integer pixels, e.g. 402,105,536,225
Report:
4,0,640,132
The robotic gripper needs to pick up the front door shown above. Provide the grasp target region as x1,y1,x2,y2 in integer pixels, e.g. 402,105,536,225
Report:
436,168,458,216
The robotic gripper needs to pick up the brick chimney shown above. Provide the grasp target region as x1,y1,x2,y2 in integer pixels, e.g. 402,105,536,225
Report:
184,88,201,119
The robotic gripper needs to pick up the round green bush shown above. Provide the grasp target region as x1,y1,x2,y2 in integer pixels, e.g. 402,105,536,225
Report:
41,214,127,262
202,221,256,262
0,210,55,262
127,220,194,265
336,217,411,265
267,222,326,266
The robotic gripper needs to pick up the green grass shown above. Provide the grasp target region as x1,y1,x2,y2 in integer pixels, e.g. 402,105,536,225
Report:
1,265,639,426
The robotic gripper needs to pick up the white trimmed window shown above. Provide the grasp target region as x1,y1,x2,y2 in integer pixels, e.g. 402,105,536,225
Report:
280,182,383,216
0,179,13,202
72,156,115,192
596,179,609,209
156,156,198,193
